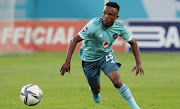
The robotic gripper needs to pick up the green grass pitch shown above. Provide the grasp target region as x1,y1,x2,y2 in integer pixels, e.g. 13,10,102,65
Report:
0,52,180,109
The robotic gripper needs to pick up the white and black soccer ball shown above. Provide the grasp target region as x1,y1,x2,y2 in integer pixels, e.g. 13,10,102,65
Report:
20,84,43,106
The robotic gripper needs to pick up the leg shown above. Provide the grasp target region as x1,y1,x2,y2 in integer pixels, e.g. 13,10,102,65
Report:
86,75,101,103
82,61,101,103
89,83,101,103
108,71,140,109
90,83,100,95
108,71,123,88
87,72,101,103
101,52,140,108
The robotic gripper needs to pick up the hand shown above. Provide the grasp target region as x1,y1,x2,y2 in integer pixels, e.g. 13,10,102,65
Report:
131,64,144,76
60,61,71,76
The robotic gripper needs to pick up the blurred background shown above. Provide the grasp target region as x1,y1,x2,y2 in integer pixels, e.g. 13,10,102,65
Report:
0,0,180,53
0,0,180,108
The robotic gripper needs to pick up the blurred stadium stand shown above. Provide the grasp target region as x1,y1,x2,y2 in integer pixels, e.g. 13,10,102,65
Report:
0,0,180,53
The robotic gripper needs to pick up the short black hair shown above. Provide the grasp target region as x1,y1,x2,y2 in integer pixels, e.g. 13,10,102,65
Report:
105,2,120,12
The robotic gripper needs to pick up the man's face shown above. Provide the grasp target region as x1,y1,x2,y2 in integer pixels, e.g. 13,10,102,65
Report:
102,6,119,27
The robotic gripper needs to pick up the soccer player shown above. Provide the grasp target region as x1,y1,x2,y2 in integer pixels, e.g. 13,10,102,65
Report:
60,2,144,109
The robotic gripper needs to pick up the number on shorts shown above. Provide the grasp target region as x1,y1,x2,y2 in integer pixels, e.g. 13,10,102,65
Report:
106,52,113,61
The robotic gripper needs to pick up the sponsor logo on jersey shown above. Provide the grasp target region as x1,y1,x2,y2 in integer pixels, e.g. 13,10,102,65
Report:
82,26,88,33
102,41,109,47
113,33,118,40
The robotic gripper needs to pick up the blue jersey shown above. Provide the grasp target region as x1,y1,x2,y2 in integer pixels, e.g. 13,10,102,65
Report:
78,17,132,62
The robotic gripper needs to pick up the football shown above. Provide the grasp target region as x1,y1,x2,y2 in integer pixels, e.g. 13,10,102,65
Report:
20,84,43,106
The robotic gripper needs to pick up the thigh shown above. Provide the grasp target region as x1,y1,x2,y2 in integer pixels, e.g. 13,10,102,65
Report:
100,52,121,76
82,61,101,85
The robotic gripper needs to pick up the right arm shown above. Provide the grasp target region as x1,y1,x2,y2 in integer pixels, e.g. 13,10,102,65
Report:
60,35,83,76
60,18,96,76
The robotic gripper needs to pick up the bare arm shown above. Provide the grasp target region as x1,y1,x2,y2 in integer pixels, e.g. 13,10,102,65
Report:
60,35,83,76
128,38,144,76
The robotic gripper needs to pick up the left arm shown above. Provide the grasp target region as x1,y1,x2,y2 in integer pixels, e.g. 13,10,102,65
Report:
128,38,144,76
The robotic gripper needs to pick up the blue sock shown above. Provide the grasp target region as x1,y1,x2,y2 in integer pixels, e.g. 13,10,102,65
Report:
117,84,140,109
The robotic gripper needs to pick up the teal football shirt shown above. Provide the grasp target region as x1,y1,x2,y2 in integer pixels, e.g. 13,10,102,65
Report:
78,17,132,62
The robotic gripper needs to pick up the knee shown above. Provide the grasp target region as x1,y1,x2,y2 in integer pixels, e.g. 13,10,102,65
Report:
113,80,123,88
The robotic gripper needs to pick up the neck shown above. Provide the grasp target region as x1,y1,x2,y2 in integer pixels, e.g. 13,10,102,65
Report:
104,22,114,28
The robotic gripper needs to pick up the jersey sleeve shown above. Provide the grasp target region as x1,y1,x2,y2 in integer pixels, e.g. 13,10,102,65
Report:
78,18,96,39
120,24,133,42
